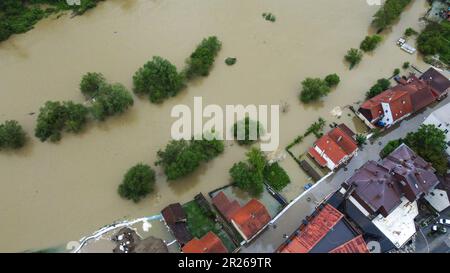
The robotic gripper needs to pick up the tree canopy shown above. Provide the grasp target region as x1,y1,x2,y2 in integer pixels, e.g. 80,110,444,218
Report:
324,74,340,87
156,135,224,181
118,163,156,203
233,117,264,145
133,56,185,103
372,0,412,30
0,120,27,150
345,48,363,69
0,0,102,43
360,35,382,52
184,36,222,79
365,78,391,99
380,124,448,175
299,78,331,103
263,162,291,191
35,101,89,142
417,21,450,66
230,148,266,196
90,83,134,121
80,72,106,98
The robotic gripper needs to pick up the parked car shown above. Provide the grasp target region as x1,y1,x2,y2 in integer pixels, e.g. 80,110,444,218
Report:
439,218,450,226
431,225,447,234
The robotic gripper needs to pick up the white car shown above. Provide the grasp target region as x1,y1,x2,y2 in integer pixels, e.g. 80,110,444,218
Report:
439,219,450,226
432,225,447,234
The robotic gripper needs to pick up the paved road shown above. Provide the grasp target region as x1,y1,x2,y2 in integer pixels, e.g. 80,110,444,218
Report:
241,96,450,253
415,206,450,253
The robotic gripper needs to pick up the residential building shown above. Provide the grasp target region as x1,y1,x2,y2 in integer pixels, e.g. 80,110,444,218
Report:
358,68,449,128
230,199,271,243
161,203,193,246
279,144,443,252
420,67,450,100
278,204,369,253
308,124,358,170
182,231,228,253
212,193,272,243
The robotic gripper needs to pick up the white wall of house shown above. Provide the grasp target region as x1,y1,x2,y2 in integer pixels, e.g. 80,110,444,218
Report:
380,102,394,127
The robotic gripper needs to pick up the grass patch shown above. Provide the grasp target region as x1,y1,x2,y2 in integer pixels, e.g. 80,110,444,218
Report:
183,200,237,252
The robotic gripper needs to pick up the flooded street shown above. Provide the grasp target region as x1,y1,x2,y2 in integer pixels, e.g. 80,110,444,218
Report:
0,0,431,252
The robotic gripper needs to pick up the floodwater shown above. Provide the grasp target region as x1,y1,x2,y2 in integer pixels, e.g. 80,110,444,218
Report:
0,0,430,252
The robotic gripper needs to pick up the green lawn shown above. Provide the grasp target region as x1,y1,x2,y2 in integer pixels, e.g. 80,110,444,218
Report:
183,200,237,252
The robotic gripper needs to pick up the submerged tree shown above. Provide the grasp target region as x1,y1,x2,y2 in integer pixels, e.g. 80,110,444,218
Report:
156,135,225,181
80,72,106,98
184,36,222,79
35,101,89,142
230,148,267,196
0,120,27,150
345,48,363,69
118,163,156,203
359,35,382,52
133,56,185,103
90,83,134,121
233,117,264,145
299,78,331,103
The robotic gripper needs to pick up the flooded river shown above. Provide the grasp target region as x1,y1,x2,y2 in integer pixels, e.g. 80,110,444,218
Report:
0,0,430,252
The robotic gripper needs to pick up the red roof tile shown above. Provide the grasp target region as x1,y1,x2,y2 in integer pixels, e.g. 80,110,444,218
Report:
230,199,271,240
280,205,343,253
182,231,228,253
313,126,357,166
315,135,348,165
329,235,369,253
212,192,242,221
308,147,327,167
328,127,358,155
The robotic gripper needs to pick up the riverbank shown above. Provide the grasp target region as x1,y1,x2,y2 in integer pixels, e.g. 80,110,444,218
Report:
0,0,430,252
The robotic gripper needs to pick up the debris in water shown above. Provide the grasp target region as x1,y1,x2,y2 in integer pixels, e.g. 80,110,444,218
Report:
225,57,237,66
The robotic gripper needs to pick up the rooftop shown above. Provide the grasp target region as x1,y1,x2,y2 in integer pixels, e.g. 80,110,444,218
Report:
182,231,228,253
344,144,440,217
420,67,450,96
230,199,271,241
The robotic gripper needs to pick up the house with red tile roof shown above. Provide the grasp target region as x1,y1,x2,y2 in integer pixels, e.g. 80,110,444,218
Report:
308,125,358,170
359,88,413,128
230,199,271,242
212,192,242,221
358,69,448,128
278,204,368,253
182,231,228,253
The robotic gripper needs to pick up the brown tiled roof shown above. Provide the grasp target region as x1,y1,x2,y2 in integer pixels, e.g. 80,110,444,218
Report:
168,222,192,246
182,231,228,253
230,199,271,240
212,192,241,221
420,68,450,96
382,144,440,202
329,235,369,253
161,203,186,225
280,205,343,253
344,144,440,217
391,75,437,112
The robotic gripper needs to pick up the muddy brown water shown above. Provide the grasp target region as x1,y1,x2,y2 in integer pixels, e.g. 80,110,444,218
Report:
0,0,430,252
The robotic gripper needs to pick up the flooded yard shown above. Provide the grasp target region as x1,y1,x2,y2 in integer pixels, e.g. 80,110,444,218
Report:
0,0,431,252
